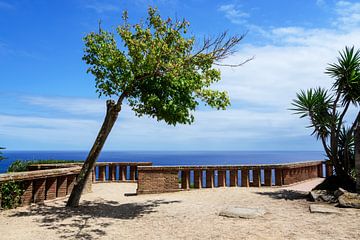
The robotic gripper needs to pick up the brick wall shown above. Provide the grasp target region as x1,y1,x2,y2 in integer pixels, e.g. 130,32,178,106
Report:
137,169,179,194
0,166,93,209
282,165,319,185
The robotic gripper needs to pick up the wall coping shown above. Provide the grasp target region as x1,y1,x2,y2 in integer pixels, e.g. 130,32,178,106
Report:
95,162,152,166
137,160,325,171
0,166,81,183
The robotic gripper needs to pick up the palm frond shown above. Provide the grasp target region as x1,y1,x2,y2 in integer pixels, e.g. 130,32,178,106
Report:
325,46,360,106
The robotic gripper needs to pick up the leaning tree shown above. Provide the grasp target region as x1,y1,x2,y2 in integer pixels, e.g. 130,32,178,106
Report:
291,46,360,186
66,7,249,207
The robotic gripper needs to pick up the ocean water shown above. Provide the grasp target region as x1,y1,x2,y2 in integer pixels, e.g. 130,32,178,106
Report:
0,151,325,173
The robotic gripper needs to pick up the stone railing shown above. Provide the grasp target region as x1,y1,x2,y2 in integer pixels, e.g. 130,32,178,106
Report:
92,162,152,183
0,165,88,207
27,161,153,183
0,161,152,208
137,161,333,194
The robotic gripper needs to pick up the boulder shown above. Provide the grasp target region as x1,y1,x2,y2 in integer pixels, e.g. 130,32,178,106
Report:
219,207,266,219
334,188,346,198
309,190,337,203
338,191,360,209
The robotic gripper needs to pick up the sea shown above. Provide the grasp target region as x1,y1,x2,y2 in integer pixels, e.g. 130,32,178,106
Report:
0,151,326,174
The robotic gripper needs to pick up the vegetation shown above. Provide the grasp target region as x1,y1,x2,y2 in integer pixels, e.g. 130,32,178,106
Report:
66,7,248,207
0,181,24,209
291,46,360,190
7,159,83,173
0,147,6,161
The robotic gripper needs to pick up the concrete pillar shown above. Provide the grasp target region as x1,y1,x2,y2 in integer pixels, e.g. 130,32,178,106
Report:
317,164,323,178
230,170,237,187
206,170,214,188
99,166,106,182
275,169,283,186
264,169,272,186
109,164,116,181
92,168,95,182
33,178,46,203
251,169,261,187
181,170,190,189
21,180,33,206
45,177,57,200
66,175,76,195
218,170,226,187
194,170,202,189
120,166,126,181
241,169,249,187
56,176,67,197
130,166,136,180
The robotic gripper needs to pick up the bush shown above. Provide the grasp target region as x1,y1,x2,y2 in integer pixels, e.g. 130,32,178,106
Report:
7,159,83,173
7,160,30,172
1,181,24,209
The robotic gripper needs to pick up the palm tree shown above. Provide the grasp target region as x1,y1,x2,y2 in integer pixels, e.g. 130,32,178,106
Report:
291,46,360,182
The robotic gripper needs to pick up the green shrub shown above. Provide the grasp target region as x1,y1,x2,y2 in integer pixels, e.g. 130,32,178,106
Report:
7,160,30,172
1,181,24,209
7,159,83,173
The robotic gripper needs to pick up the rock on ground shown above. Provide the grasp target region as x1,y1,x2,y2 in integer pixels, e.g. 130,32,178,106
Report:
309,204,340,214
219,207,266,219
338,192,360,209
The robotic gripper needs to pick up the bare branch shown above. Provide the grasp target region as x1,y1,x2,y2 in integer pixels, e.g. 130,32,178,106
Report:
213,56,254,67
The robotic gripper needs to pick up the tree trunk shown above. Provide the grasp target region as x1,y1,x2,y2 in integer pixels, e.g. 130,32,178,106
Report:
355,114,360,193
66,100,120,207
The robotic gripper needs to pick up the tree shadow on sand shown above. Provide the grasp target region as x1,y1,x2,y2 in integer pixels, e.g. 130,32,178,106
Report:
9,199,181,239
255,190,309,201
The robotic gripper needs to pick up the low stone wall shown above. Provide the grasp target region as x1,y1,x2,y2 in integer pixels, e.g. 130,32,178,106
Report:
0,166,92,208
137,161,330,194
137,169,179,194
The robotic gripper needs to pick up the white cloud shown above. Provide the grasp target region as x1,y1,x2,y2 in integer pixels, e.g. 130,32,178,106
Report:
85,0,119,13
23,96,106,116
334,1,360,29
316,0,326,8
218,4,249,25
216,1,360,110
0,114,100,149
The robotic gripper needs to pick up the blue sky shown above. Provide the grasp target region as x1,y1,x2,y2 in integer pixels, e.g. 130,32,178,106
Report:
0,0,359,151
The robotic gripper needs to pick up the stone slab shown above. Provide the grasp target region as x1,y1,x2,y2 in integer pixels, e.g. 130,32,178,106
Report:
219,207,266,219
309,204,340,214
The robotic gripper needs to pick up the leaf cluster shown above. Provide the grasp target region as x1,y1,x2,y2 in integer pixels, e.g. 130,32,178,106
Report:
83,7,244,125
291,88,333,139
1,181,24,209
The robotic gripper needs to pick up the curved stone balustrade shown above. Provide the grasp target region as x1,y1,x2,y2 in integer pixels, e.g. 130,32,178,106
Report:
137,161,333,194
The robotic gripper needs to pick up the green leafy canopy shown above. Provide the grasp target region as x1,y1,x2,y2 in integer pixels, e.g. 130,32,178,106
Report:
83,7,239,125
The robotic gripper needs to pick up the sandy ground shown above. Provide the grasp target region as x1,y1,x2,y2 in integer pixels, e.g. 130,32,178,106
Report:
0,179,359,240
